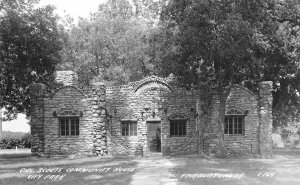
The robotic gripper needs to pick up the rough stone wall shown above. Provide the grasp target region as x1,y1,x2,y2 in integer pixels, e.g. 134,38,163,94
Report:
43,86,94,156
29,83,47,156
90,82,108,156
30,71,108,157
106,76,198,156
224,85,259,155
106,86,138,156
206,88,258,155
55,71,78,86
202,84,272,156
160,87,198,155
258,81,273,156
29,71,273,157
41,84,108,157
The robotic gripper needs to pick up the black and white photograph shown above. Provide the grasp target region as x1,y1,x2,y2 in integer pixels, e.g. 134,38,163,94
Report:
1,0,300,184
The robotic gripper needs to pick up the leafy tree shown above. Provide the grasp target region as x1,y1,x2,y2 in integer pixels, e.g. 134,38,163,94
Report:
59,0,156,87
132,0,166,20
267,1,300,128
98,0,134,20
0,0,63,120
155,0,300,156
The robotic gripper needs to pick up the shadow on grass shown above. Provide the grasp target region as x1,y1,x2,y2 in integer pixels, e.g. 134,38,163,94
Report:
273,148,300,156
0,153,32,158
2,151,300,185
170,152,300,185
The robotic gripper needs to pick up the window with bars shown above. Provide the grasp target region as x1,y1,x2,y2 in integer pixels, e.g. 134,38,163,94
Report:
169,114,187,137
224,109,245,135
121,121,137,136
170,120,186,136
59,117,79,136
56,109,81,137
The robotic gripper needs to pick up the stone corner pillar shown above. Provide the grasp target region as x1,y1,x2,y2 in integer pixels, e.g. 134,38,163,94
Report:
29,83,47,156
90,81,107,156
258,81,273,156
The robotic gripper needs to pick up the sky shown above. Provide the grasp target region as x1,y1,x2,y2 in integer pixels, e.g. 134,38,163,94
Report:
2,111,30,133
3,0,110,133
39,0,108,22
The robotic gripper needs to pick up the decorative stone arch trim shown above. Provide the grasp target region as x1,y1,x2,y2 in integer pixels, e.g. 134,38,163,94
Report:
224,108,247,136
169,113,188,137
133,75,173,93
53,109,83,118
118,109,139,121
168,113,188,120
226,108,245,116
230,84,255,96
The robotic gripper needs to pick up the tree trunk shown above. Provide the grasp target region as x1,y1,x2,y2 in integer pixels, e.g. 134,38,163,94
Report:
0,107,2,140
214,59,231,157
217,93,226,157
196,99,203,154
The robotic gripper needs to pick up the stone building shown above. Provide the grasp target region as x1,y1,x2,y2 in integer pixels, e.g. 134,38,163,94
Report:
29,71,273,157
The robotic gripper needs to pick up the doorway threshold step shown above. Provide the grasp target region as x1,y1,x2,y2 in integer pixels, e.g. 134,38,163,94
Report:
143,152,162,157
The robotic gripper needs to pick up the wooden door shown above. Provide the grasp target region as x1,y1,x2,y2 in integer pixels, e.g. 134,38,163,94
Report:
147,121,161,152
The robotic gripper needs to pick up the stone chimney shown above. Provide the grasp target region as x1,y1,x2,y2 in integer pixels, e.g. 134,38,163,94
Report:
55,71,78,86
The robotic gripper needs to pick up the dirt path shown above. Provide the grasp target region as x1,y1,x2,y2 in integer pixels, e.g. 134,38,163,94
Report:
130,156,180,185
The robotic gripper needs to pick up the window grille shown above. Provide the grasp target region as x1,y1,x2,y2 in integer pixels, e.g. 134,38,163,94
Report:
169,114,187,137
59,117,79,136
121,121,137,136
56,109,81,136
224,109,245,135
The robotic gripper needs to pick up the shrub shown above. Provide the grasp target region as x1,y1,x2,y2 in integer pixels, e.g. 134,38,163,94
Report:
134,143,143,156
279,126,300,148
2,131,27,139
21,133,31,148
0,132,31,149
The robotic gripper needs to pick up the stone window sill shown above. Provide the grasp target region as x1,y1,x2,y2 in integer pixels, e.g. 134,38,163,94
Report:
59,135,80,137
224,134,245,136
170,135,187,138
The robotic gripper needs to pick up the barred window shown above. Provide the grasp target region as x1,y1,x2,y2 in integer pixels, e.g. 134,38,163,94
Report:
224,109,245,135
59,117,79,136
169,114,187,137
121,121,137,136
55,110,81,136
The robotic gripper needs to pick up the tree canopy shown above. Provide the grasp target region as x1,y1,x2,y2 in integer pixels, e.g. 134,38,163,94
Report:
153,0,300,126
1,0,300,136
58,0,165,87
0,0,63,120
152,0,300,155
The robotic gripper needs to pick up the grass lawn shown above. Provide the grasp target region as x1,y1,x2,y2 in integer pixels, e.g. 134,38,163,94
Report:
0,149,300,185
0,151,138,185
172,152,300,185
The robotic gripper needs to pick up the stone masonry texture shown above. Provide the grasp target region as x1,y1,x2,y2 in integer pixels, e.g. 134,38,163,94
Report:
29,71,273,157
